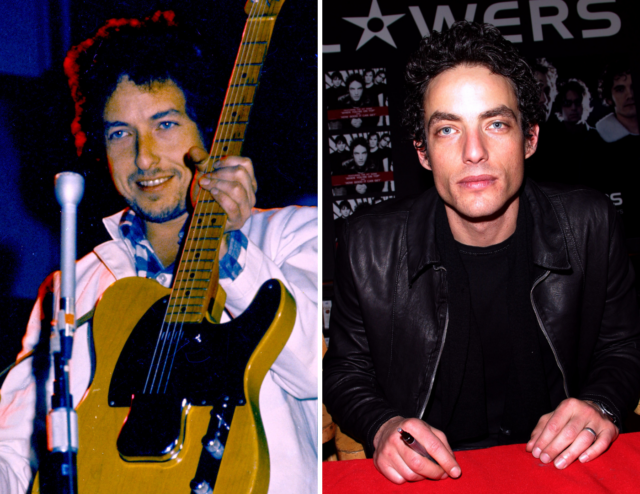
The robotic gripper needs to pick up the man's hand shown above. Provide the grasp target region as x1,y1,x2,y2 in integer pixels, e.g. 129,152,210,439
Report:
526,398,619,469
187,147,257,258
373,416,461,484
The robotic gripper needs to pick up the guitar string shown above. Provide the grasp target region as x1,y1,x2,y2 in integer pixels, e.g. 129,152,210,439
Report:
159,0,272,396
142,10,251,394
155,0,267,394
150,0,269,396
156,0,268,394
140,3,263,394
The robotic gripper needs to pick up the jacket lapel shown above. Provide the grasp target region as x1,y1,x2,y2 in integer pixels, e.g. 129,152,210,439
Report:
524,180,571,271
406,188,442,285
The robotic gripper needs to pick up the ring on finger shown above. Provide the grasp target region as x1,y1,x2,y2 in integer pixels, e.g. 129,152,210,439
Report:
584,427,597,441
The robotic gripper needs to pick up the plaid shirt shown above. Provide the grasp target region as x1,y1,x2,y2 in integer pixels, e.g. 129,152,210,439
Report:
119,209,247,285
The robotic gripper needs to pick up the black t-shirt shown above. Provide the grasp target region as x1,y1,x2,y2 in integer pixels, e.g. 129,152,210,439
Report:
457,237,512,437
428,237,565,450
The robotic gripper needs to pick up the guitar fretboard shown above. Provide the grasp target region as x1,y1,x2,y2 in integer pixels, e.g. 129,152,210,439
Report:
166,3,281,324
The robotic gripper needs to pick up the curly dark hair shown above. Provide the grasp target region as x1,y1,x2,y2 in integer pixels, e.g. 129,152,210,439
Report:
598,58,631,105
345,73,365,90
404,22,544,151
64,11,220,160
349,137,369,154
552,78,592,124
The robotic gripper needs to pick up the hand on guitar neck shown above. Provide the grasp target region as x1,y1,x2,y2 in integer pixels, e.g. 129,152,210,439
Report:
187,146,258,259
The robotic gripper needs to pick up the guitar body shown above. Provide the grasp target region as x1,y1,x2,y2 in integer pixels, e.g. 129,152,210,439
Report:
33,276,295,493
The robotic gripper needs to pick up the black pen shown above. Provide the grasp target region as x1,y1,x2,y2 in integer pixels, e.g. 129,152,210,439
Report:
398,428,439,465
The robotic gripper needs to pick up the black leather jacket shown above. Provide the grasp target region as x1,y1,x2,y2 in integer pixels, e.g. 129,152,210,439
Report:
324,180,640,455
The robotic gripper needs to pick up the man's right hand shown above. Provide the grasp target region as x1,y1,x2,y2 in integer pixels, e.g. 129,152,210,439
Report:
373,416,461,484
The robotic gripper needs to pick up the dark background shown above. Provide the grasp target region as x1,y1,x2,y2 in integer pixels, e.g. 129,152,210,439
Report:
0,0,317,375
323,0,640,283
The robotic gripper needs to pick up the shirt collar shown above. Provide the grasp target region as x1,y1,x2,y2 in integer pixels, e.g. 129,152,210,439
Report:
118,208,187,285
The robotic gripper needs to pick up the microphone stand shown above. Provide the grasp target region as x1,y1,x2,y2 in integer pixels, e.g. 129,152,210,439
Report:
47,172,84,494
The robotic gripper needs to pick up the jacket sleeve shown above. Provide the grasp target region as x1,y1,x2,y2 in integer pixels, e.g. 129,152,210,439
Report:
218,206,318,494
219,206,318,401
577,200,640,427
0,276,53,494
323,218,403,456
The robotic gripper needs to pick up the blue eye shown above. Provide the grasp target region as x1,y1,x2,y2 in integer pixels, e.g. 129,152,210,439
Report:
108,130,127,140
159,121,177,130
491,122,504,129
440,127,453,135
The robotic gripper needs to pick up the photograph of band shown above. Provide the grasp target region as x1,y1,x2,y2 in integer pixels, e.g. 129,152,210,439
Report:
329,132,395,199
526,54,639,240
325,68,389,130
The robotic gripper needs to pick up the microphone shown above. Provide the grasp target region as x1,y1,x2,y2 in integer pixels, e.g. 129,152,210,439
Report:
55,171,84,321
47,171,84,494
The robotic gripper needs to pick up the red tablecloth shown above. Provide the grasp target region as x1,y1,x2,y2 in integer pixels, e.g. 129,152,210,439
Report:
323,432,640,493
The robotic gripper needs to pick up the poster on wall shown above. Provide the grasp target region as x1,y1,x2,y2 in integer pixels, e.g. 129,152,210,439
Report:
325,68,390,130
329,132,395,199
526,53,639,239
325,66,396,230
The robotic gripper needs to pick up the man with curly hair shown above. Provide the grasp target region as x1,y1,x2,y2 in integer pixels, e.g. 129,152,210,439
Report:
324,21,640,485
596,59,638,143
530,58,558,122
0,11,317,494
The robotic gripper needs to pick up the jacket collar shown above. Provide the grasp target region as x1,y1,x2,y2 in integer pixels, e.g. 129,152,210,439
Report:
406,179,570,284
102,209,126,241
523,180,571,271
93,209,137,281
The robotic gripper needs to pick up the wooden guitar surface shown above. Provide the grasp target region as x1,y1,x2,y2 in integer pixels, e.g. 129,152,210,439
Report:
33,276,296,493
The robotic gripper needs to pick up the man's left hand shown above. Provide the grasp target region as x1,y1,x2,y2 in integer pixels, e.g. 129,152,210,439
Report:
187,147,257,258
526,398,619,469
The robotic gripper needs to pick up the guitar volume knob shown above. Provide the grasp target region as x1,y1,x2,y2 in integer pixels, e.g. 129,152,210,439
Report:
204,436,225,460
190,479,213,494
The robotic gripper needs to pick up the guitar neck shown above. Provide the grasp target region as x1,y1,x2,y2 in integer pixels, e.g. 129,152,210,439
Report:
167,0,284,324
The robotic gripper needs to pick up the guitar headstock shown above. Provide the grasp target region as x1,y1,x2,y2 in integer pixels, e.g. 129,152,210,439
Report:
244,0,285,16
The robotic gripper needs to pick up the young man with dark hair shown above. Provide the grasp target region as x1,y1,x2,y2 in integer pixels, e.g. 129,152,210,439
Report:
337,200,353,219
530,58,558,122
338,74,368,107
378,133,393,166
363,69,376,98
596,60,638,143
327,71,346,110
552,79,593,132
343,137,384,196
0,12,317,494
330,135,351,175
530,78,599,186
324,21,640,485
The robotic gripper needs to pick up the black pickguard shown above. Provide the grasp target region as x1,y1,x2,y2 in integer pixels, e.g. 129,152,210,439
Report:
107,279,283,459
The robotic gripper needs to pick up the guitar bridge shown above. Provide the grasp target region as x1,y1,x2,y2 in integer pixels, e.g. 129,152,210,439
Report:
117,395,190,462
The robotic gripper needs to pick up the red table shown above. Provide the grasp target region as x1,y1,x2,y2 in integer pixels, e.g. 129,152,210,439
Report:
323,432,640,493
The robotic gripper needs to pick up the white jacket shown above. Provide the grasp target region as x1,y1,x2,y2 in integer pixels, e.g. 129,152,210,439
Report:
0,206,318,494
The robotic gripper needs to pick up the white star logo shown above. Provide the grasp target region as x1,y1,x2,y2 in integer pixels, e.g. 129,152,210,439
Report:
343,0,405,50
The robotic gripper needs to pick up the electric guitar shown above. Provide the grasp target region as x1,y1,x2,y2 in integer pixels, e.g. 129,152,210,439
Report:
34,0,293,492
